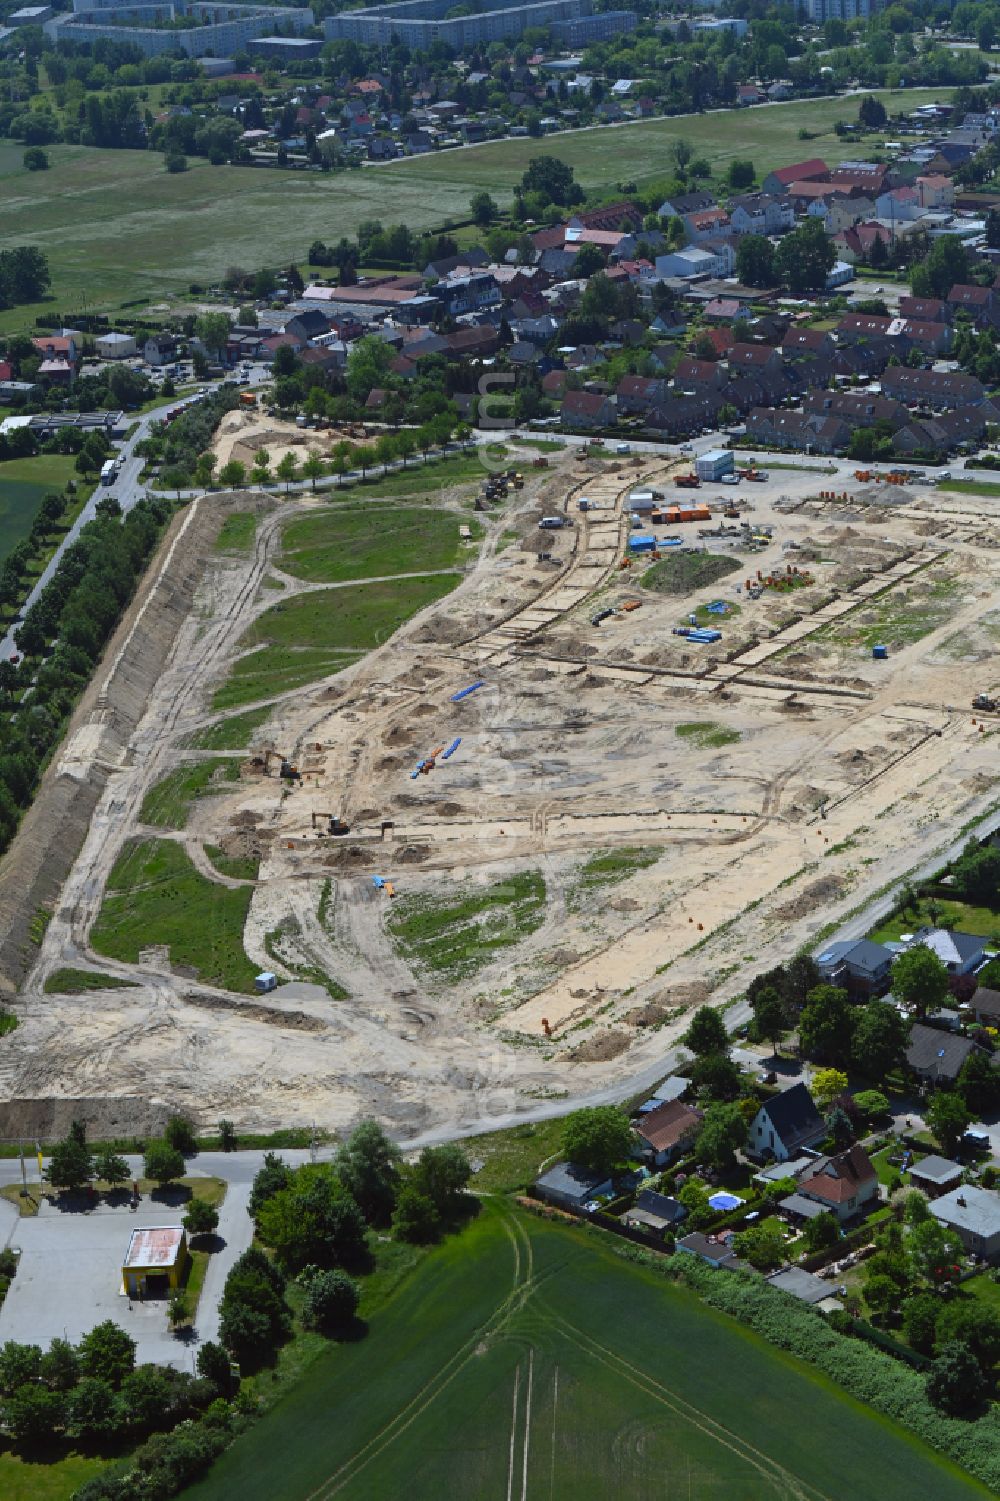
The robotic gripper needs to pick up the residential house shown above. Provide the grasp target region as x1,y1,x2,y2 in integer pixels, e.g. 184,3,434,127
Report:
143,334,180,367
535,1162,612,1211
969,986,1000,1026
727,342,781,376
815,937,894,997
737,83,767,106
881,366,985,410
796,1145,879,1223
634,1098,703,1168
747,1082,825,1163
744,408,850,455
695,327,736,359
829,162,889,195
673,356,727,390
616,374,667,414
32,334,78,369
836,221,891,262
900,319,953,357
655,246,730,279
703,297,749,323
683,207,732,243
645,392,725,437
802,390,907,432
898,295,950,324
947,283,1000,328
728,193,795,236
675,1232,738,1267
766,1267,835,1305
930,1185,1000,1261
913,927,988,975
905,1022,989,1086
875,186,924,223
623,1188,688,1234
561,390,616,429
782,326,835,359
283,308,331,342
658,190,716,220
908,1155,964,1199
916,174,955,210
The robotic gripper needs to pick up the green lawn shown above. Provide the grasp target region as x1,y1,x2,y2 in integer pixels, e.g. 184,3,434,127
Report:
936,480,1000,498
676,721,742,748
204,843,260,881
0,453,78,569
139,758,243,830
213,573,458,710
42,967,138,994
279,505,472,584
870,896,1000,946
0,89,953,327
348,451,489,500
185,1202,990,1501
388,870,546,980
187,706,273,750
0,1451,105,1501
91,838,258,993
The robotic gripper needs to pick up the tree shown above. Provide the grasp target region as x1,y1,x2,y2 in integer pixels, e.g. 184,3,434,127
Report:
119,1362,174,1430
732,1221,785,1270
798,985,855,1066
0,1343,41,1397
858,94,888,128
734,234,778,287
78,1321,135,1388
913,235,969,299
958,1048,1000,1117
249,1152,291,1220
345,333,394,403
979,13,997,50
470,191,498,227
520,155,581,207
925,1091,971,1155
300,453,325,491
164,1114,197,1156
851,999,907,1080
184,1198,219,1237
335,1119,401,1225
891,946,949,1019
812,1068,850,1112
93,1148,130,1188
67,1376,119,1441
726,158,755,189
256,1165,366,1273
40,1338,79,1393
251,448,271,485
300,1267,360,1333
165,153,187,174
682,1005,729,1058
689,1052,742,1102
218,1119,237,1152
3,1383,64,1445
853,1089,889,1122
275,452,299,491
143,1140,185,1187
196,1340,235,1396
670,137,693,175
802,1211,839,1254
410,1144,472,1219
927,1341,985,1416
936,1299,1000,1372
902,1292,941,1355
864,1271,902,1320
218,459,246,489
908,1217,965,1285
950,841,1000,906
23,147,49,172
195,312,231,362
695,1102,748,1171
219,1252,290,1365
750,985,787,1055
561,1105,633,1175
194,452,217,489
774,217,835,293
392,1184,440,1243
48,1134,93,1191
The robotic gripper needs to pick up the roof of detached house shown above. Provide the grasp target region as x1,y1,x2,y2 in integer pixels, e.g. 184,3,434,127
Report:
636,1098,703,1153
757,1082,823,1146
798,1145,876,1205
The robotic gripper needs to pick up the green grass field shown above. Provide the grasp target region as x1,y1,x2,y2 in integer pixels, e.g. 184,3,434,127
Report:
388,870,546,980
187,706,274,750
0,88,953,327
91,837,258,992
870,895,1000,946
215,512,258,552
643,551,742,595
139,757,243,830
676,720,742,748
0,453,76,567
185,1203,990,1501
213,572,458,710
566,847,660,911
279,505,472,584
42,967,138,994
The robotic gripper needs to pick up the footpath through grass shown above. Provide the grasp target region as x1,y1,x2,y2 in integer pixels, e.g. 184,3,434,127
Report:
91,838,258,992
388,870,546,980
186,1203,990,1501
214,572,458,710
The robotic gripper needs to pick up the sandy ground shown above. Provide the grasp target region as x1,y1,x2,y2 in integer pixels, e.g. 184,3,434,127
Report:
9,449,1000,1137
211,411,364,472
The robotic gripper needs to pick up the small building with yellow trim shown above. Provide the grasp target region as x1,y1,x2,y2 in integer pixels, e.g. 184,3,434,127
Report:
121,1225,188,1297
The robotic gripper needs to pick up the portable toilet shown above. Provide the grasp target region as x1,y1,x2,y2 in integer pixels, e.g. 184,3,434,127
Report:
255,971,278,993
872,644,888,660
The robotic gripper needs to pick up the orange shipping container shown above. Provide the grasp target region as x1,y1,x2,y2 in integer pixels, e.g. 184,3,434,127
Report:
664,504,711,523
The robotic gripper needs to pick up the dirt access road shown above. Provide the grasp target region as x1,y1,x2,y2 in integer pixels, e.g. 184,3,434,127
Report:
6,450,1000,1139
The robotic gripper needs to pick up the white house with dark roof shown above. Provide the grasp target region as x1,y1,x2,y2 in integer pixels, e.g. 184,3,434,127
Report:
911,927,988,975
747,1083,825,1163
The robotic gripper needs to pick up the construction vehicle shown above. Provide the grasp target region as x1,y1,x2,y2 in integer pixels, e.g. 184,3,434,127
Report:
973,693,999,712
311,811,350,835
532,456,548,469
743,468,768,482
675,473,701,489
262,749,301,781
723,503,741,519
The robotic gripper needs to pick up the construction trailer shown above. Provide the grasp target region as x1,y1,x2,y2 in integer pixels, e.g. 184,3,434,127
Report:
628,533,657,554
696,449,735,483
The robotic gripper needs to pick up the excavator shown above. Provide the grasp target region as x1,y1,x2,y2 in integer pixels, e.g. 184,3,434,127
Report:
311,811,350,835
262,749,301,781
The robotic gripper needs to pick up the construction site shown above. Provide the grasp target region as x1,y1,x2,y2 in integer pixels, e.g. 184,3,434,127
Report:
1,441,999,1139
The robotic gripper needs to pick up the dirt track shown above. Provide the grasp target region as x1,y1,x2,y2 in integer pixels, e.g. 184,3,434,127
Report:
4,452,1000,1137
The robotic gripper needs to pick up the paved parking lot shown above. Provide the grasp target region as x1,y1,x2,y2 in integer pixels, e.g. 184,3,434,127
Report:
0,1198,196,1370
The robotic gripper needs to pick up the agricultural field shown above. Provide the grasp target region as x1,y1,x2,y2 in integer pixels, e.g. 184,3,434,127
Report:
186,1205,990,1501
0,453,76,567
0,87,952,328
